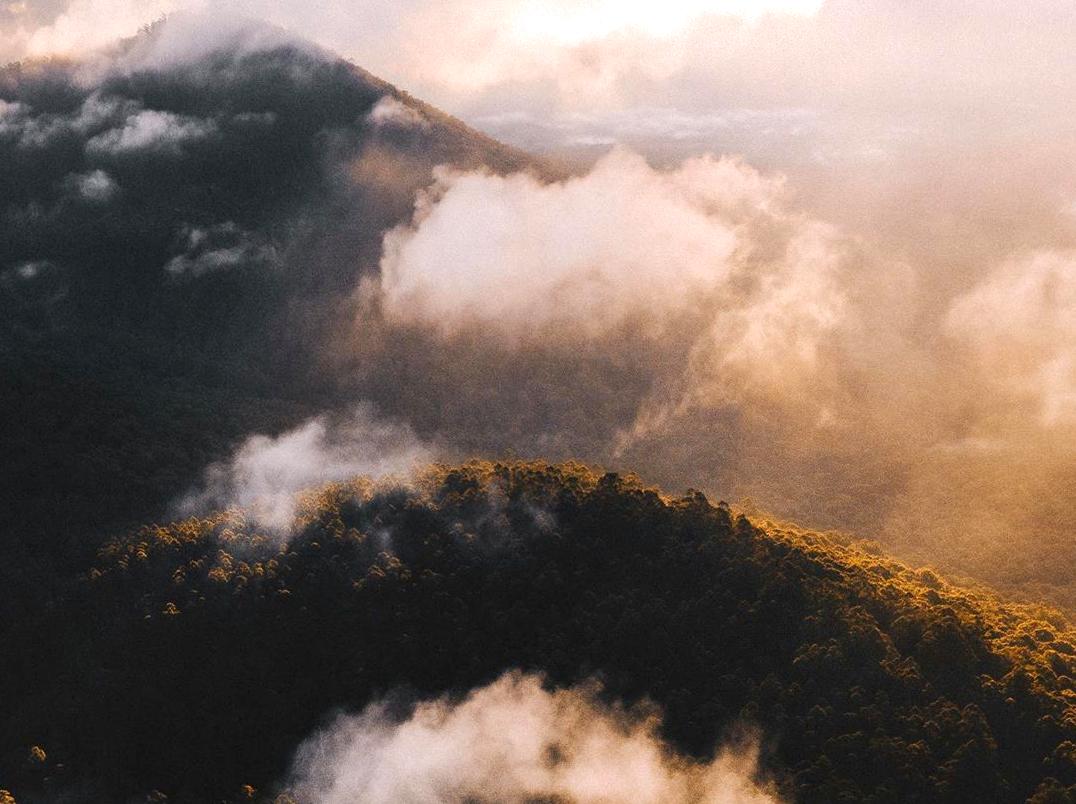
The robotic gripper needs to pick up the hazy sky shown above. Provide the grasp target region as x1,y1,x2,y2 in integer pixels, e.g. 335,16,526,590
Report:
7,0,1076,168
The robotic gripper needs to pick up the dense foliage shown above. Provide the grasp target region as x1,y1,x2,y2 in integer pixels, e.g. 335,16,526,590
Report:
3,462,1075,802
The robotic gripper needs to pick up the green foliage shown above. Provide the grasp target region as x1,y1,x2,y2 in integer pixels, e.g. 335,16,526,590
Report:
2,461,1074,802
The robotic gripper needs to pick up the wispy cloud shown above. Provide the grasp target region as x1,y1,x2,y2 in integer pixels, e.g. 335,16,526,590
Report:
174,404,433,532
86,108,217,155
163,222,276,277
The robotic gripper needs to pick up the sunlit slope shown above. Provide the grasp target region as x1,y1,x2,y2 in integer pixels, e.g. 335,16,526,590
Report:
3,461,1075,802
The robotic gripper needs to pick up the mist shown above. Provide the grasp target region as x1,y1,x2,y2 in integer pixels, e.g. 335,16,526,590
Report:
287,672,779,804
174,403,432,531
339,141,1076,609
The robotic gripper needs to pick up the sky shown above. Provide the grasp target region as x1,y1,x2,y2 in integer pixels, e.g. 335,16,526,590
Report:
6,0,1076,169
6,0,1073,223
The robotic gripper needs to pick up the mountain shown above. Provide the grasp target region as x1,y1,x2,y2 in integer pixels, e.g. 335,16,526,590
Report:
0,18,542,571
2,461,1074,802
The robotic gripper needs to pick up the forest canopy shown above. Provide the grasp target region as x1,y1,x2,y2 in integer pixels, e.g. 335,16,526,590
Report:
3,461,1075,802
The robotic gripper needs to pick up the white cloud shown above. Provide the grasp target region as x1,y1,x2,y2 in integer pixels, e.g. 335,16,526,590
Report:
86,108,216,155
8,259,53,280
21,0,184,59
0,98,30,137
163,221,277,277
175,403,433,531
99,8,320,74
289,671,780,804
6,3,1076,177
367,95,428,130
67,168,118,201
379,149,847,408
382,150,749,336
948,250,1076,426
0,92,129,148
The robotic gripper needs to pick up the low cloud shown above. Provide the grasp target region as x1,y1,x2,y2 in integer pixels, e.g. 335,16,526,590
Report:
378,148,850,414
473,106,820,160
381,150,740,336
288,671,779,804
367,95,429,130
174,404,433,531
948,250,1076,427
7,259,54,281
2,93,133,150
7,11,1076,608
7,2,1076,188
164,221,277,277
100,9,323,75
349,141,1076,600
65,168,118,201
86,108,217,156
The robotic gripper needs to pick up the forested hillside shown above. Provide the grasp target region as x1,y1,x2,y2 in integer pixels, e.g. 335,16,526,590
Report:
3,462,1075,802
0,19,539,579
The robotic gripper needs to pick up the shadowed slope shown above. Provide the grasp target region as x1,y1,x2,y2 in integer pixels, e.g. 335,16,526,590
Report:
0,19,543,566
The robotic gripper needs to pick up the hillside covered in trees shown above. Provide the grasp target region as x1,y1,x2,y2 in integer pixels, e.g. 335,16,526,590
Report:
0,17,540,574
3,462,1075,803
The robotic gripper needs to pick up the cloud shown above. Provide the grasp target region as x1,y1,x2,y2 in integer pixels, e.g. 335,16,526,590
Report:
947,250,1076,427
0,259,67,308
381,150,738,335
0,98,28,130
65,168,118,201
4,2,1076,137
0,91,133,149
85,108,217,155
288,671,780,804
7,9,1076,607
19,0,182,60
473,106,819,158
99,8,322,74
366,95,428,130
378,148,848,407
353,135,1076,595
0,99,61,149
5,259,54,281
7,4,1076,186
174,404,433,531
164,221,277,277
